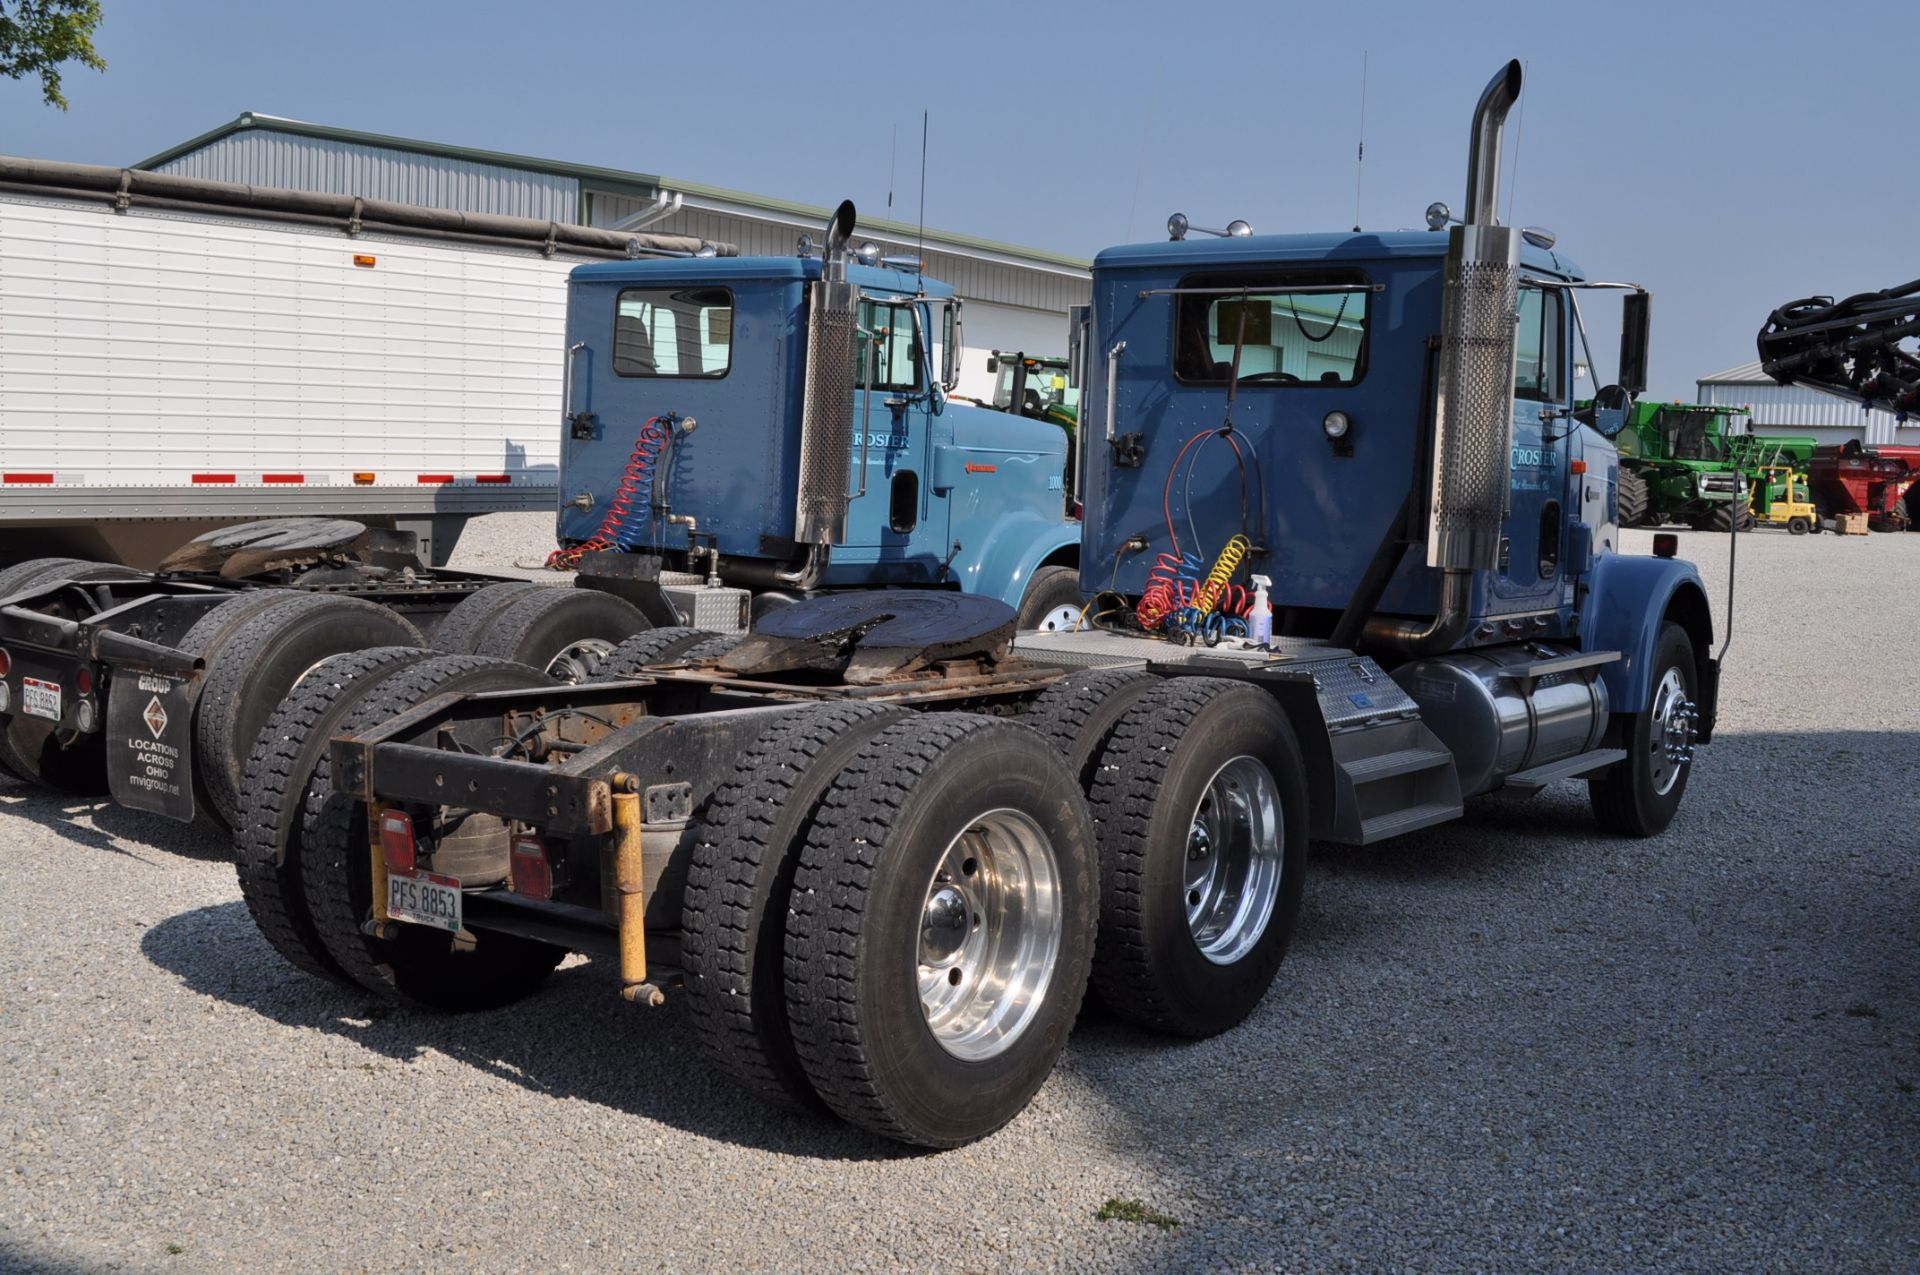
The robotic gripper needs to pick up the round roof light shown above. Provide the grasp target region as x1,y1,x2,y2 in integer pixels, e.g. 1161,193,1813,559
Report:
1227,220,1253,237
1323,410,1352,440
855,242,882,266
1425,201,1451,231
1166,213,1189,241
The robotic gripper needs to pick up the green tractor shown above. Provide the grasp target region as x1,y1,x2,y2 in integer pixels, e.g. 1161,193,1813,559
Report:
987,350,1079,429
1614,401,1816,531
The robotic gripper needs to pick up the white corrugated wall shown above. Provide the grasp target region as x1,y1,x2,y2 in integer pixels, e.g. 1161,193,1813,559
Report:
1700,362,1915,446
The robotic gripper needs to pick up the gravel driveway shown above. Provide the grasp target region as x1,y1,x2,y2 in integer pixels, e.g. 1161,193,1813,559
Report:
3,521,1915,1272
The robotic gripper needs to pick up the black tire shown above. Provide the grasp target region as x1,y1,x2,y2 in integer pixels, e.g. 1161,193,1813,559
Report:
1708,502,1755,533
784,714,1098,1148
1589,622,1697,837
588,627,714,681
299,655,567,1008
1788,516,1811,535
466,586,649,682
185,592,424,830
1013,564,1083,631
1085,677,1309,1038
427,581,545,653
231,646,438,983
1615,468,1650,528
0,558,148,789
683,701,910,1110
1019,667,1161,793
680,632,745,663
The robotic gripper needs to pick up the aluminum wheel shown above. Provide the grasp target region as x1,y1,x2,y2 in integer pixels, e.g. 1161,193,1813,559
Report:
917,808,1062,1062
543,637,616,684
1647,665,1697,797
1035,603,1083,633
1183,755,1284,966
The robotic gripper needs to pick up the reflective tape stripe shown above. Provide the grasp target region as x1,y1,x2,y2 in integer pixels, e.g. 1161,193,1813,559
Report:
3,473,54,484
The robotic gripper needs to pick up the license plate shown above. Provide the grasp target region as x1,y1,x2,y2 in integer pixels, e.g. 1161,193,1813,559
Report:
21,676,60,721
387,868,462,933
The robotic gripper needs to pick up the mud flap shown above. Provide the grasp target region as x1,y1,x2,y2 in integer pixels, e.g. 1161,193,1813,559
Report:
107,671,200,821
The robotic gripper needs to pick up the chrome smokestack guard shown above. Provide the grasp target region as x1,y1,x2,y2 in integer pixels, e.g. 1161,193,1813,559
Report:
794,200,861,545
1427,60,1523,574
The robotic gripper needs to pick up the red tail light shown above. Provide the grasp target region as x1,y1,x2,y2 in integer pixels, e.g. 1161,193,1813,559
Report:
509,835,553,900
379,810,417,873
0,648,10,678
76,667,93,696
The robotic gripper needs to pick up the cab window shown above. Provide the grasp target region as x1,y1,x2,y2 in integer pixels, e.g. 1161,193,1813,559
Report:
858,300,922,393
612,287,732,378
1173,270,1371,386
1514,286,1565,403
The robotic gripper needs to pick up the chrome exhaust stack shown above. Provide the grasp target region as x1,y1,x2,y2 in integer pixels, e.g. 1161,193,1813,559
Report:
793,199,861,546
1371,59,1523,655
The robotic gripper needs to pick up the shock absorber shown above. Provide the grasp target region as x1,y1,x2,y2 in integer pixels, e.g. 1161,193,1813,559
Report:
547,416,671,570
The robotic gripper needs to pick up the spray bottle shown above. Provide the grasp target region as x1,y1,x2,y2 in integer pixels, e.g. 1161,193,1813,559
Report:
1249,574,1273,646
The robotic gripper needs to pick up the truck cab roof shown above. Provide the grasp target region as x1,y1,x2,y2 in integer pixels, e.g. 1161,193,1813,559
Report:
1093,228,1583,280
569,254,954,297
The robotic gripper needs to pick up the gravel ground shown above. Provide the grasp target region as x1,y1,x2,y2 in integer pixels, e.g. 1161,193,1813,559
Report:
3,518,1917,1273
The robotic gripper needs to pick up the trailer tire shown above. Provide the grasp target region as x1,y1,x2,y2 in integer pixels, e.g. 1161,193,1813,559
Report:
1589,622,1697,837
683,701,910,1110
1615,469,1650,527
232,645,438,984
679,632,745,663
187,593,424,830
300,655,566,1008
1014,565,1084,632
466,585,649,682
427,581,546,653
0,558,149,790
1018,667,1161,792
784,714,1097,1148
1085,677,1308,1038
589,627,714,680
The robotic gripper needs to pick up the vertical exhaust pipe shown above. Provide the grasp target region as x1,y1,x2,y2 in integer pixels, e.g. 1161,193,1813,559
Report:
793,200,862,547
1368,59,1523,655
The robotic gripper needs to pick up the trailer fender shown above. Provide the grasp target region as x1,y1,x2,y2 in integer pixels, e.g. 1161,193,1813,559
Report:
948,515,1079,611
1579,554,1715,728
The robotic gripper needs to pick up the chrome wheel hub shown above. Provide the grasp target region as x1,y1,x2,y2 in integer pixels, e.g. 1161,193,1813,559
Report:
1036,603,1082,633
544,637,617,684
917,808,1062,1062
1648,666,1698,797
1184,755,1284,966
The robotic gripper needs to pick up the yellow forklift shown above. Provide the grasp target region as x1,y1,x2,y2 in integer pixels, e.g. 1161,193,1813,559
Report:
1750,464,1820,534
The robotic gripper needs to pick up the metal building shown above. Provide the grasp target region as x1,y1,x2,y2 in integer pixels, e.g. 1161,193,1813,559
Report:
1697,360,1916,448
135,114,1089,402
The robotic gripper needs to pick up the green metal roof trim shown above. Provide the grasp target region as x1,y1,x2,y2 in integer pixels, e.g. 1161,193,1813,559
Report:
134,113,1089,271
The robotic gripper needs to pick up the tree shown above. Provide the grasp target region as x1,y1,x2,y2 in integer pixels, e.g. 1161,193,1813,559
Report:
0,1,105,110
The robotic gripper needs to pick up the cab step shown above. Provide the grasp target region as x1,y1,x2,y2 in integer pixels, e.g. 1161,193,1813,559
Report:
1340,745,1454,784
1357,801,1464,844
1499,748,1628,796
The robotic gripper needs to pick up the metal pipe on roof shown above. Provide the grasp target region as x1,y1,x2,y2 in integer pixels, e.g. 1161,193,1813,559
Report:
0,155,736,258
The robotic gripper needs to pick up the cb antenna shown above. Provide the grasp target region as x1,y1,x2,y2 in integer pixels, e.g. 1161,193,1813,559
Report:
886,122,897,213
916,109,929,275
1351,51,1368,233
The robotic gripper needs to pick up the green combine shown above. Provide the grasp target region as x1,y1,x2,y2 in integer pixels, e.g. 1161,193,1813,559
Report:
1614,402,1817,531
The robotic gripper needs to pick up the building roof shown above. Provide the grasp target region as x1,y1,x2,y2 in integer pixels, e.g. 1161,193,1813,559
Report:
134,112,1090,271
1697,360,1770,385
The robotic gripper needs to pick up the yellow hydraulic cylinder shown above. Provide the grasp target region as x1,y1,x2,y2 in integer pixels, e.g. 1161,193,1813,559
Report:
610,786,658,1003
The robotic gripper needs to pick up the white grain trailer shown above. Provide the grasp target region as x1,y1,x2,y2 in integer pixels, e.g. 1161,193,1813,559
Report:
0,158,732,566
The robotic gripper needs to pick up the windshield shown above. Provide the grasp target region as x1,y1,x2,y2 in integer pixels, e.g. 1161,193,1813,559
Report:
992,356,1078,415
1657,407,1724,461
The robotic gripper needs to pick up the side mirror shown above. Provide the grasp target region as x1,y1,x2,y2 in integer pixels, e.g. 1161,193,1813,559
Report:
1588,382,1632,439
985,354,1000,374
1066,304,1089,390
938,299,963,392
1618,290,1651,395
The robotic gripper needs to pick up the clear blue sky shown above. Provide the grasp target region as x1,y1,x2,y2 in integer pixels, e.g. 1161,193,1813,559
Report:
4,0,1913,400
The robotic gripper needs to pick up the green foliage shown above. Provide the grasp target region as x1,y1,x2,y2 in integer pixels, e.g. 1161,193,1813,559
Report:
0,0,105,110
1095,1197,1180,1230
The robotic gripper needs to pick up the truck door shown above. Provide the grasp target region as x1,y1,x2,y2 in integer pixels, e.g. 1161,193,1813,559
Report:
836,295,946,583
1500,282,1569,603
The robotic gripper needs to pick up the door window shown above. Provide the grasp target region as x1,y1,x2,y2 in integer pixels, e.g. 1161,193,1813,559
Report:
1514,286,1565,403
858,300,923,392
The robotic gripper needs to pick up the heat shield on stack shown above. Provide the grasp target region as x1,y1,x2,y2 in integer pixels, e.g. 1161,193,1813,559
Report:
1427,222,1521,570
793,276,860,545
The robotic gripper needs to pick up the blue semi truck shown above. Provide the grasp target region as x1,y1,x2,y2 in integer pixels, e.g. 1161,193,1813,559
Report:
28,60,1717,1149
0,197,1080,814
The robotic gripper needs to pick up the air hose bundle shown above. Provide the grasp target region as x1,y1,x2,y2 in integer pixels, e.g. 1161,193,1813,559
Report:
1132,425,1263,641
546,416,670,570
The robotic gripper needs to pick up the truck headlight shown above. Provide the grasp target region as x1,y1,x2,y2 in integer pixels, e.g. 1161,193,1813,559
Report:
1323,411,1351,440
